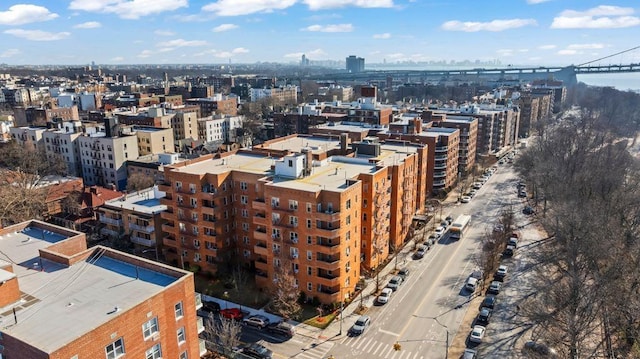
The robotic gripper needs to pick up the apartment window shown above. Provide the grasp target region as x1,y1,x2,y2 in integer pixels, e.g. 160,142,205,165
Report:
105,338,125,359
240,181,247,190
289,200,298,210
180,352,188,359
363,213,367,221
241,209,248,218
307,266,312,275
290,232,299,243
346,199,351,209
177,327,186,344
289,216,298,227
306,203,312,213
307,282,313,291
145,343,162,359
241,195,248,204
242,222,249,231
175,302,184,319
243,236,250,245
307,235,312,245
307,250,312,261
307,219,312,229
142,317,159,339
346,215,351,225
271,197,280,208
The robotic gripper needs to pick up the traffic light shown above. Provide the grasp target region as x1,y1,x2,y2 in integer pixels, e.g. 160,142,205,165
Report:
393,342,402,351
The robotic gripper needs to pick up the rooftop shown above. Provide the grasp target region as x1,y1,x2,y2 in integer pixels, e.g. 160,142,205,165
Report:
175,152,274,176
102,186,167,214
0,224,183,354
260,136,341,154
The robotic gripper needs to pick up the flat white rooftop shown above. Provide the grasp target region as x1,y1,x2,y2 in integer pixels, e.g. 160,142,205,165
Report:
0,226,180,354
103,186,166,214
175,153,274,176
261,136,341,154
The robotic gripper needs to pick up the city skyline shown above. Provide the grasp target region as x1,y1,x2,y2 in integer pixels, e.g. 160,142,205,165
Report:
0,0,639,66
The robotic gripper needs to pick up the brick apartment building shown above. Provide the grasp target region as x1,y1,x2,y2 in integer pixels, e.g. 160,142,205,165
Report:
428,113,479,176
158,134,426,304
186,95,238,117
0,220,205,359
321,86,393,126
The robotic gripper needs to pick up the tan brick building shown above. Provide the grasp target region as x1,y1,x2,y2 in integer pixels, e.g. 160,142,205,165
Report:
0,220,204,359
159,135,426,304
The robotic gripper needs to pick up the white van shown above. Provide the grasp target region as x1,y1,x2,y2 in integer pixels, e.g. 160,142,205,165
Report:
465,277,479,292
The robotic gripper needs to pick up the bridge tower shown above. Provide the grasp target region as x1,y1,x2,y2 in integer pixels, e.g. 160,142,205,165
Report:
555,66,578,86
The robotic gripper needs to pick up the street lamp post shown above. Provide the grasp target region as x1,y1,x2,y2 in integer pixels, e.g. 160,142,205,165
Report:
433,317,450,359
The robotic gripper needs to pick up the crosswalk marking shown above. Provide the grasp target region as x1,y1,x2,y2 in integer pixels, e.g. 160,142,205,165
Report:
372,342,383,355
293,341,333,359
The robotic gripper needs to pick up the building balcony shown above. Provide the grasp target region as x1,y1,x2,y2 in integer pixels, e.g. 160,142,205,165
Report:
255,257,269,271
197,316,205,334
434,171,446,178
253,229,268,241
315,210,340,222
160,210,174,222
159,197,173,207
254,243,269,256
199,339,207,357
163,234,176,246
157,183,171,192
433,164,446,170
317,240,340,254
316,256,340,270
195,293,203,310
254,214,267,226
99,215,122,226
161,223,175,233
434,155,447,161
252,198,266,211
435,146,448,153
433,179,446,187
129,223,154,233
131,235,155,247
201,205,215,216
318,285,340,295
100,228,120,237
316,225,340,238
317,271,340,287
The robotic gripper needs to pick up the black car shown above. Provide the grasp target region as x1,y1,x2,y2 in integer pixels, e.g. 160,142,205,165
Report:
202,301,221,313
267,321,295,337
398,268,410,280
523,206,535,215
477,307,492,325
481,296,496,310
242,343,273,359
445,216,454,225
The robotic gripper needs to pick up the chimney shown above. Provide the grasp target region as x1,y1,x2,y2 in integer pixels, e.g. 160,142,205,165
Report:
340,133,350,155
302,148,313,177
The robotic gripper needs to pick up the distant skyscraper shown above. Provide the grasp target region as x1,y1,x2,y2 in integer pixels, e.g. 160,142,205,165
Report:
346,55,365,73
301,54,310,66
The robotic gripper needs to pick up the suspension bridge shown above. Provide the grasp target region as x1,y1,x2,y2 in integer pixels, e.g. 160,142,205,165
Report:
318,45,640,86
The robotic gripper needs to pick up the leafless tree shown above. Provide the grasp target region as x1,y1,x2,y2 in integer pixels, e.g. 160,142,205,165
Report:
268,256,302,320
126,172,155,192
205,312,242,357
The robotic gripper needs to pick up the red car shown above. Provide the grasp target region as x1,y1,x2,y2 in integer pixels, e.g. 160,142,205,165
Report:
220,308,244,320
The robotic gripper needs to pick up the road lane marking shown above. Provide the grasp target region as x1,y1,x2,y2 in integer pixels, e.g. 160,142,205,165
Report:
373,342,383,355
380,346,393,358
355,337,366,350
413,351,420,359
390,348,399,359
362,338,374,351
378,328,401,337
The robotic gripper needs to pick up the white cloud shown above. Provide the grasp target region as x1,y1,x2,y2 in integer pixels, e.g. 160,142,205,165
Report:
497,49,515,57
558,49,577,55
303,24,353,32
0,4,58,25
551,5,640,29
0,49,20,58
137,49,153,58
157,39,208,50
526,0,551,4
213,23,238,32
303,0,394,10
284,48,327,58
538,44,556,50
74,21,101,29
202,0,296,16
231,47,249,54
567,43,605,50
4,29,70,41
154,30,175,36
373,33,391,39
441,18,537,32
111,56,125,61
69,0,187,20
215,48,250,58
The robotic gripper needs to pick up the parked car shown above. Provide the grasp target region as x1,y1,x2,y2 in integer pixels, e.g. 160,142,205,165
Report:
445,216,454,225
267,321,295,337
413,245,428,259
495,265,508,280
386,275,403,292
349,315,370,335
243,315,270,329
440,220,450,228
241,343,273,359
488,281,502,294
398,268,410,280
477,307,492,325
508,237,518,248
469,325,486,343
481,296,496,310
518,190,527,198
503,245,516,258
523,341,559,357
377,288,393,304
463,348,477,359
427,234,437,246
461,196,471,203
434,226,446,238
465,277,480,293
472,182,482,190
202,301,221,313
523,206,535,215
220,308,245,321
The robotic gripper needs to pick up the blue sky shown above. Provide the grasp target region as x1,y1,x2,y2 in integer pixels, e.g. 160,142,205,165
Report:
0,0,638,66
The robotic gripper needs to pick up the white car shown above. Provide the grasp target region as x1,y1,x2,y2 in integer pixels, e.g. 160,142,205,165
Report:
461,196,471,203
434,226,446,238
496,265,508,279
377,288,393,304
469,325,486,343
243,315,270,329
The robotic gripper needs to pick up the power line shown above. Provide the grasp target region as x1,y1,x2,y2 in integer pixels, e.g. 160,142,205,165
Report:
577,45,640,67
